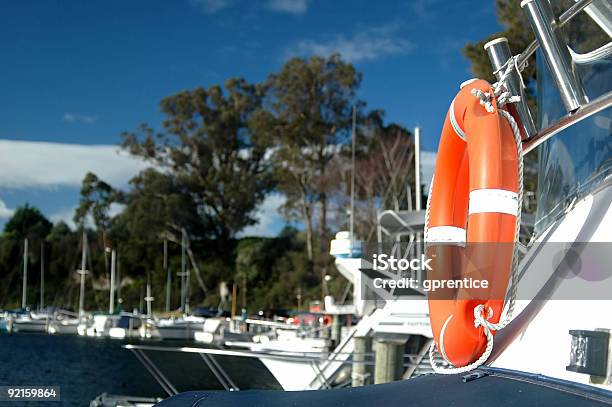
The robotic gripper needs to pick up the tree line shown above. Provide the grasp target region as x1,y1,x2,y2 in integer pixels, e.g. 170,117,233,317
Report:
0,54,420,313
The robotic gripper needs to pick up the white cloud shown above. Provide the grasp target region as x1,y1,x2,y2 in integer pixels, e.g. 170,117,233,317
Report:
49,202,125,229
266,0,309,14
409,0,441,21
239,193,286,237
0,139,150,190
189,0,233,14
63,112,97,125
0,199,15,219
49,206,78,228
290,24,414,63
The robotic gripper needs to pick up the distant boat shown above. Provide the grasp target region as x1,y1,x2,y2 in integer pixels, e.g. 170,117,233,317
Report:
47,310,80,335
10,310,50,333
79,312,145,339
0,311,10,333
146,315,206,340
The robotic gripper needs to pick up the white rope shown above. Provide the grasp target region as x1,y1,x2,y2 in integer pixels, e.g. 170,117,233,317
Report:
428,305,495,374
423,173,434,243
426,67,524,374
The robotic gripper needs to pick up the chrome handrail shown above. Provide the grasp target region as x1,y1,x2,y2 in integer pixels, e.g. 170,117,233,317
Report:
523,90,612,154
517,0,596,68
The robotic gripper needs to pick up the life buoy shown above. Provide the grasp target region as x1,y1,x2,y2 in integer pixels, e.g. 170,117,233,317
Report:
322,315,332,326
426,79,520,368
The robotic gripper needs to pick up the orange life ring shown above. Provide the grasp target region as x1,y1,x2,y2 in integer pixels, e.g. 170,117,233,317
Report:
426,79,520,367
322,315,332,326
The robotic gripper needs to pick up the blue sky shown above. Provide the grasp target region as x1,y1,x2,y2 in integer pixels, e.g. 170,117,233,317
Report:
0,0,503,235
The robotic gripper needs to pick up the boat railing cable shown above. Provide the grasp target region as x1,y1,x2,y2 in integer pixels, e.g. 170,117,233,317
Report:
128,347,178,397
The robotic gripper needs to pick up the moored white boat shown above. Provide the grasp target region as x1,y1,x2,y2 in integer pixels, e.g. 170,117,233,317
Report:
146,315,206,340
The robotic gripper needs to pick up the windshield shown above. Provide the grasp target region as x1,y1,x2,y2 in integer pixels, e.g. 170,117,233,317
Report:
535,47,612,234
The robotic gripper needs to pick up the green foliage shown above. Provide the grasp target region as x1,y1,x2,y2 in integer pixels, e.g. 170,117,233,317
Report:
3,204,52,240
237,228,319,310
117,169,204,243
122,78,273,242
73,172,122,231
251,54,364,261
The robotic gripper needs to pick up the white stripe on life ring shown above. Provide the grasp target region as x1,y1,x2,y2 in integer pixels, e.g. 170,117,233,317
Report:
426,226,466,245
449,99,466,141
439,314,453,363
468,189,519,216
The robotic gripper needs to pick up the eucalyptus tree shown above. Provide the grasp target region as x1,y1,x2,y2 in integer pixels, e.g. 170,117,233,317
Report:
120,78,273,300
74,172,122,276
252,54,363,261
121,78,273,244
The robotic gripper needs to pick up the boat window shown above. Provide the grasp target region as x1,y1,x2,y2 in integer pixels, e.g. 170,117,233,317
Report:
117,316,130,329
534,47,612,235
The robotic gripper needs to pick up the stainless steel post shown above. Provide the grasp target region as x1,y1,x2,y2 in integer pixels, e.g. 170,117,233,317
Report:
484,37,538,138
521,0,588,112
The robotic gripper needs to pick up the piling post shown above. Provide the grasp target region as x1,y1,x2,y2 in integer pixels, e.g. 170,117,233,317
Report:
374,338,405,384
331,314,341,345
352,336,372,387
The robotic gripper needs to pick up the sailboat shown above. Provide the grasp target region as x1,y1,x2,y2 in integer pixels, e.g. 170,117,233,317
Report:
148,232,208,341
11,238,51,333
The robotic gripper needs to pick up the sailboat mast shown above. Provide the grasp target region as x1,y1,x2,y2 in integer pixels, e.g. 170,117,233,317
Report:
180,230,186,312
185,265,190,314
116,254,121,307
414,126,422,210
22,238,28,309
350,104,356,251
78,231,88,317
164,239,171,312
109,248,116,314
40,241,44,311
146,271,153,316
